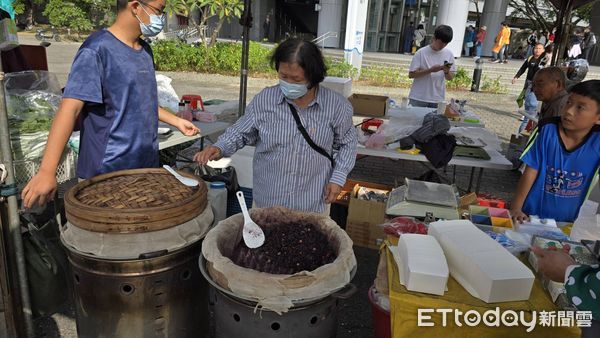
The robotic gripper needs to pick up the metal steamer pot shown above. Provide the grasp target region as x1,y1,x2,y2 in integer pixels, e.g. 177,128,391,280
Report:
61,169,213,338
66,240,209,337
199,255,357,338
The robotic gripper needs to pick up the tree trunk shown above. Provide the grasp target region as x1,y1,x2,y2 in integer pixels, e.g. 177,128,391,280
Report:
26,5,34,27
209,17,225,47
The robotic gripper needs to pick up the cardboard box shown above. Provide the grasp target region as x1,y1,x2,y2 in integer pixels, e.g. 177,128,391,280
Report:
348,93,388,117
346,181,392,249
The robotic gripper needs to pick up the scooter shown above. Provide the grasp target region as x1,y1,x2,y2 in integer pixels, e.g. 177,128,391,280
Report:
35,27,61,42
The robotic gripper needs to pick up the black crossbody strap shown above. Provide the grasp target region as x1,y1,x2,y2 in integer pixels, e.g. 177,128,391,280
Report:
287,103,335,168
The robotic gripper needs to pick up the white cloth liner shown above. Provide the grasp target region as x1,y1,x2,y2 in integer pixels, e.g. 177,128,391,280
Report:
61,205,214,260
202,207,356,314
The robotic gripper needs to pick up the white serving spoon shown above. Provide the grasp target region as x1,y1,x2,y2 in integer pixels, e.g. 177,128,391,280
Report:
163,165,198,187
236,191,265,249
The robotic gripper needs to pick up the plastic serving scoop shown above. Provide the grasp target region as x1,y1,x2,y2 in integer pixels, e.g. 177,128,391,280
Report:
236,191,265,249
163,165,198,187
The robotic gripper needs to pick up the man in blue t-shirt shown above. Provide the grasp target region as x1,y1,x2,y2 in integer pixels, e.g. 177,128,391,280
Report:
22,0,199,208
511,80,600,223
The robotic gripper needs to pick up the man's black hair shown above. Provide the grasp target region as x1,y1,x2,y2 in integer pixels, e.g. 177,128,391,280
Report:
117,0,132,11
270,38,327,88
434,25,453,44
535,66,566,89
569,80,600,111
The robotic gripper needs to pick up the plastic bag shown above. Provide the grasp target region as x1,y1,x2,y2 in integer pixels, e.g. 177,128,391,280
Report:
570,200,600,241
381,217,428,237
156,74,180,113
4,71,62,160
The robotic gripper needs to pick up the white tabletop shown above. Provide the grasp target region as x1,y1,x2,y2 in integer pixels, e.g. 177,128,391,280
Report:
386,106,486,128
356,145,513,170
158,120,230,150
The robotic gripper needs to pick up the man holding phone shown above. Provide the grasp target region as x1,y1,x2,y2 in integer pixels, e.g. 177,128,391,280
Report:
408,25,456,108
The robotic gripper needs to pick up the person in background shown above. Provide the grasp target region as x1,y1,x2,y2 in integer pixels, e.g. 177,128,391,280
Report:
413,24,427,52
193,38,357,214
404,21,415,54
408,25,456,108
582,26,597,61
532,245,600,338
491,21,511,63
548,27,556,45
568,28,584,59
474,25,487,58
511,80,600,224
463,25,475,57
513,43,548,132
533,67,569,120
538,30,548,47
21,0,199,208
525,30,538,58
262,15,271,41
407,25,456,108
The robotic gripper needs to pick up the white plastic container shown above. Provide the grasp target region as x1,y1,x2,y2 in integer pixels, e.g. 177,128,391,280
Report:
321,77,352,98
208,181,228,224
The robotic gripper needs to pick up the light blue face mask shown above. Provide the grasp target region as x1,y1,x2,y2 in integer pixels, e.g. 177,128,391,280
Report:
279,79,309,100
136,4,166,37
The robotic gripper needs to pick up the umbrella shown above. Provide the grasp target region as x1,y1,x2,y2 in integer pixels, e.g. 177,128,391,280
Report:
238,0,252,117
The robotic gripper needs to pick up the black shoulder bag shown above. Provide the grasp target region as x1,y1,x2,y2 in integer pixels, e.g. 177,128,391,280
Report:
287,103,335,167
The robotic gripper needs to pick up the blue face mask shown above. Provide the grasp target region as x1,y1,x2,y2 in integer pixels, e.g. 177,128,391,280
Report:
279,79,308,100
136,5,165,37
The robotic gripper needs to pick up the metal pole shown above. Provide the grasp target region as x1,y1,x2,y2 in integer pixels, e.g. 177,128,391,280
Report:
0,60,35,336
238,0,252,117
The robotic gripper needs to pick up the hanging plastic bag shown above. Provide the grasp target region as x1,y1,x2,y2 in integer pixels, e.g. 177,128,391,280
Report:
4,71,62,160
570,184,600,241
516,87,526,108
156,74,180,113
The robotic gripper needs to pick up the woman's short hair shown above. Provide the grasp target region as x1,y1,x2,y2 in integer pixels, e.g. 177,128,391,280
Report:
270,38,327,88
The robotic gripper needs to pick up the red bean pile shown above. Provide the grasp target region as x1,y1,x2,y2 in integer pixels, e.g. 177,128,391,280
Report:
230,221,336,275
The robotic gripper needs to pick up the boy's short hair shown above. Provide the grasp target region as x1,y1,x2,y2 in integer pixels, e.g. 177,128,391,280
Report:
434,25,453,44
117,0,132,11
535,67,566,89
569,80,600,111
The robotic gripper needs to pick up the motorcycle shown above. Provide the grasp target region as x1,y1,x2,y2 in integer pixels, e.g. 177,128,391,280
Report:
35,27,61,42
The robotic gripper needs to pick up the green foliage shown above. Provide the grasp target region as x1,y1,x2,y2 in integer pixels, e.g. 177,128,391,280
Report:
153,40,275,76
43,0,93,32
153,41,509,95
480,75,508,94
13,0,25,15
357,65,412,87
325,59,357,79
446,67,472,90
165,0,200,18
199,0,243,20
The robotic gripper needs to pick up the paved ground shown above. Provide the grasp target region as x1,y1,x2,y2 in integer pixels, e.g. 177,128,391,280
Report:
5,33,596,337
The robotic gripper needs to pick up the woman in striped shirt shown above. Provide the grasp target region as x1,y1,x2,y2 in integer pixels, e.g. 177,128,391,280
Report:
194,38,358,214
